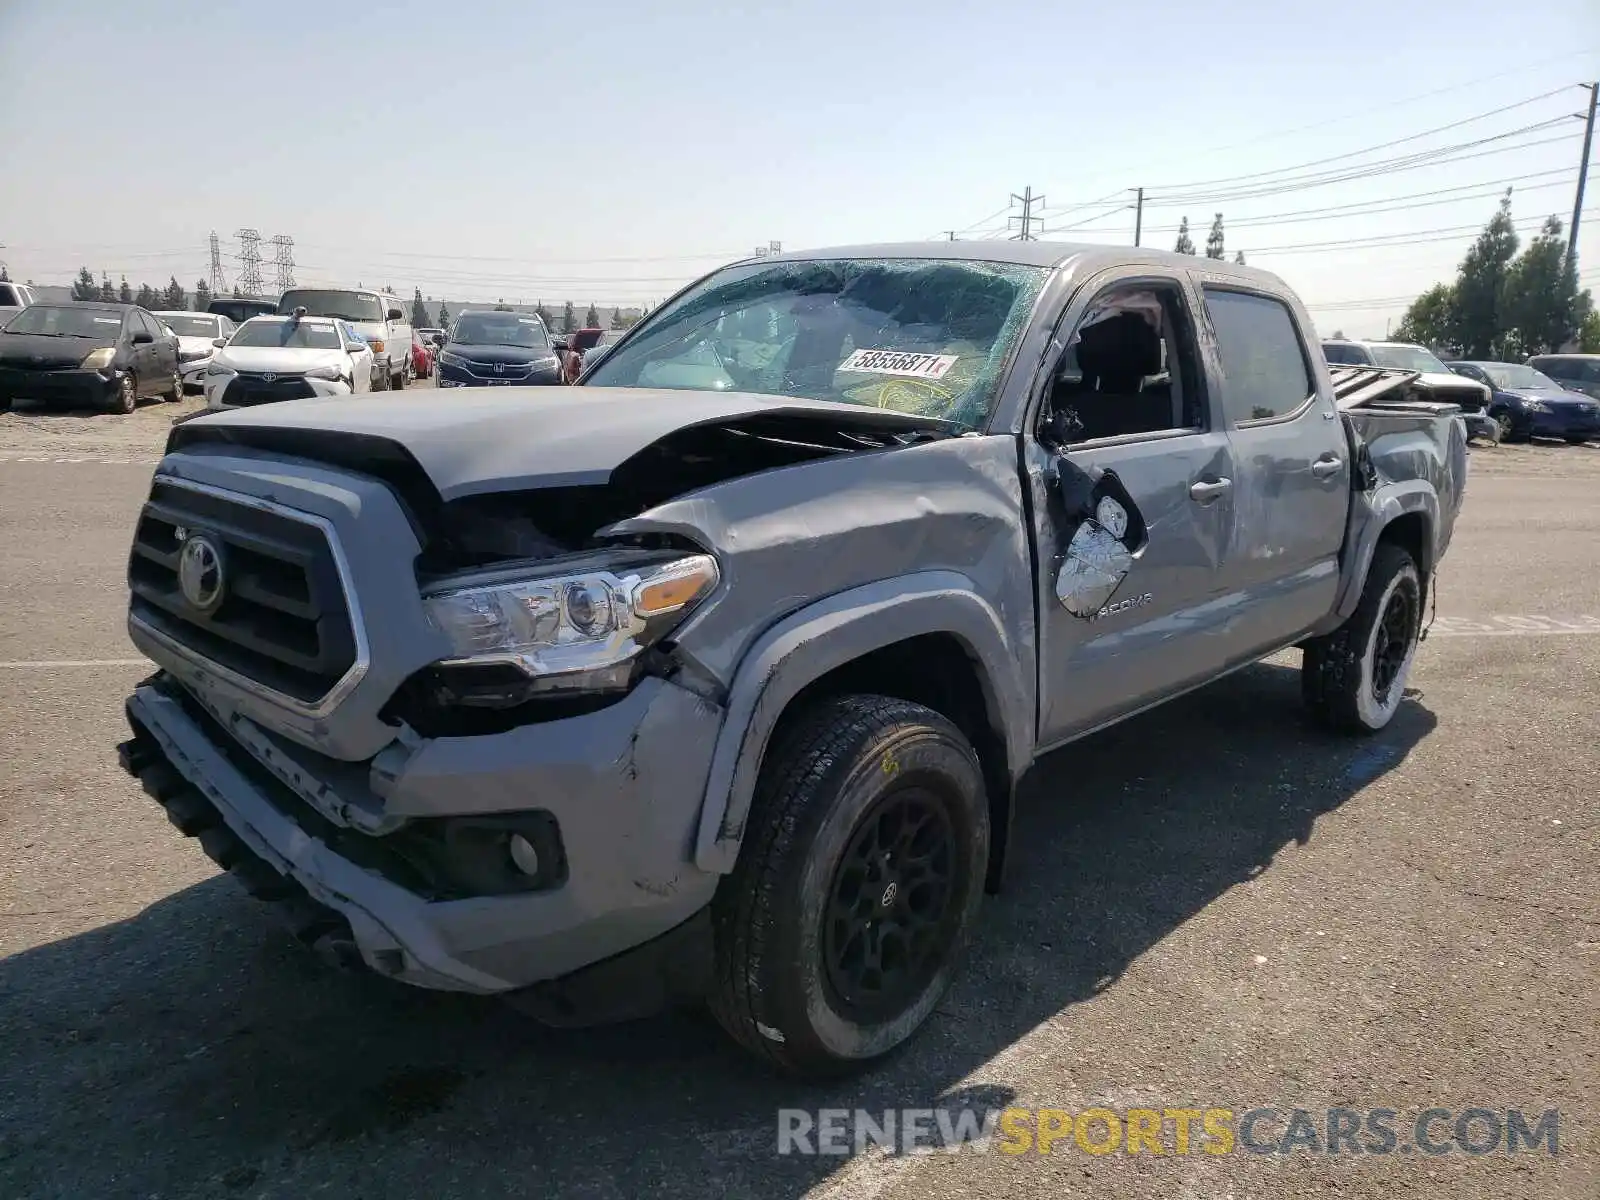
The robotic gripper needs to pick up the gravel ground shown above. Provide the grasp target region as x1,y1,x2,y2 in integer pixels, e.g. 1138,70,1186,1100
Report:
0,422,1595,1200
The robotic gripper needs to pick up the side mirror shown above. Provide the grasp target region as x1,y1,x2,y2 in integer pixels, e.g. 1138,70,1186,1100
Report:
432,334,445,347
211,337,228,349
131,331,154,345
346,343,367,354
387,307,404,321
552,339,570,353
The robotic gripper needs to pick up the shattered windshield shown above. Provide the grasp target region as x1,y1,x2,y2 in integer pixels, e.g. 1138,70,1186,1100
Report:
581,257,1049,429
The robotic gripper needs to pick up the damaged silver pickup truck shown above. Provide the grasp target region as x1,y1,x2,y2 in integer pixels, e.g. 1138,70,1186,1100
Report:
116,242,1468,1077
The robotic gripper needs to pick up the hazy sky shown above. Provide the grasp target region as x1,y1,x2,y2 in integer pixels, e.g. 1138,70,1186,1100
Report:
2,0,1597,337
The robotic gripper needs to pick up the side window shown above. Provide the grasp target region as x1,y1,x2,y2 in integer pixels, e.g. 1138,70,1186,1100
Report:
1040,280,1205,446
1581,361,1600,384
140,311,163,338
1203,288,1313,424
1322,343,1367,366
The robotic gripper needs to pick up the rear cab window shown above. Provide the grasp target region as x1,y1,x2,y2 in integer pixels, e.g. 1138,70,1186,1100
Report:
1322,342,1369,365
1203,288,1315,424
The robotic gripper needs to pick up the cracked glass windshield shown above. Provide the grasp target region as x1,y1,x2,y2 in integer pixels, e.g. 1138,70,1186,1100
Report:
582,257,1048,429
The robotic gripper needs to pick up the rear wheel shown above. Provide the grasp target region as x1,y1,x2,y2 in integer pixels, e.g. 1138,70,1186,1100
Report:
1302,543,1422,734
163,370,183,403
709,694,988,1078
112,373,137,414
372,364,390,391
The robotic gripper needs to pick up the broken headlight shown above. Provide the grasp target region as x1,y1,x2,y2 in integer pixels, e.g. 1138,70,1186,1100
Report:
420,552,719,705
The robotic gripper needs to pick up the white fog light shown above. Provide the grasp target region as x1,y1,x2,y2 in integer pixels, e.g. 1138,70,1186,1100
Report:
508,834,541,877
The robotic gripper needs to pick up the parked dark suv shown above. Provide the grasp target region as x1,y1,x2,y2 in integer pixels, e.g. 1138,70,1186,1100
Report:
1526,354,1600,402
436,309,564,388
0,302,182,413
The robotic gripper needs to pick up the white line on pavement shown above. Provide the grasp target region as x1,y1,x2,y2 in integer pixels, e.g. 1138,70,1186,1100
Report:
0,659,150,669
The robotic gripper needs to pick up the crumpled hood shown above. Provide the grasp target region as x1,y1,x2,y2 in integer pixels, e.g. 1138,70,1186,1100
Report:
215,345,348,374
169,386,952,500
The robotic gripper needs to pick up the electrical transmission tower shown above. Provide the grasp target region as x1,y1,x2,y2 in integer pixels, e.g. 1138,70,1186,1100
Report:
1008,187,1044,241
208,231,230,296
268,234,296,291
235,228,264,297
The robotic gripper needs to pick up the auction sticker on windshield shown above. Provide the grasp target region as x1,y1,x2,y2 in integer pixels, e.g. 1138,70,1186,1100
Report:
839,349,959,379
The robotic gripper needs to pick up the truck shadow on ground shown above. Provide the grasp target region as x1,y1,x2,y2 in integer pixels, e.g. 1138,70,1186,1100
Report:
0,660,1435,1199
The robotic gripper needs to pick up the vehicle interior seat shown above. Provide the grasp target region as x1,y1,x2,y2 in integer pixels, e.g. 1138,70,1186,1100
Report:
1054,311,1175,441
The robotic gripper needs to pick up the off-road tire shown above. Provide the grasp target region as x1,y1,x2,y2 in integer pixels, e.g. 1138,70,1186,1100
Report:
708,694,988,1079
113,372,137,414
1302,543,1422,735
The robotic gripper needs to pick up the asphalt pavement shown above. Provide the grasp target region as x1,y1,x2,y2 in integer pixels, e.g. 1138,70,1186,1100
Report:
0,397,1595,1199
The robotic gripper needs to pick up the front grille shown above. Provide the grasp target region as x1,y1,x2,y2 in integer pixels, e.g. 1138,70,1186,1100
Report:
463,359,532,379
223,373,316,407
128,480,358,705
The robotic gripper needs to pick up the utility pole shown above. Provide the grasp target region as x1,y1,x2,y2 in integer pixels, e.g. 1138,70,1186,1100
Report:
1010,187,1044,241
943,230,957,241
1133,187,1144,247
1568,82,1597,273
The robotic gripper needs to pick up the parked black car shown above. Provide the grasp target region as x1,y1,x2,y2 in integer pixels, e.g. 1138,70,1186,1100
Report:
206,297,279,325
0,303,182,414
436,309,564,388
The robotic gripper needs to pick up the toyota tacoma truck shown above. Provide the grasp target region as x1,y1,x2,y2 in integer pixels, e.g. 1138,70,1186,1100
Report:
116,242,1468,1078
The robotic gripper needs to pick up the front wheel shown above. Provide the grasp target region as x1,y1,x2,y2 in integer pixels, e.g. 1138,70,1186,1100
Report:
163,370,183,403
1302,543,1422,734
709,694,989,1078
112,373,137,414
372,364,390,391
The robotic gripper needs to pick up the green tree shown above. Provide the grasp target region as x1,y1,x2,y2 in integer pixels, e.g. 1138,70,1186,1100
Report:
411,286,429,328
1393,283,1460,351
1234,251,1246,265
0,264,8,282
118,276,133,304
1330,329,1347,340
535,301,554,327
99,275,117,302
164,276,186,308
1205,213,1225,259
1174,217,1195,255
436,301,451,328
1578,309,1600,352
72,266,98,301
1453,189,1519,358
610,307,627,330
584,302,600,328
561,300,576,333
134,283,157,308
194,280,212,311
1502,216,1593,356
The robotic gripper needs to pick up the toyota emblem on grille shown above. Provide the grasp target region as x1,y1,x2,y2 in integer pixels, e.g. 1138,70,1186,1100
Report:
177,534,226,613
260,372,276,383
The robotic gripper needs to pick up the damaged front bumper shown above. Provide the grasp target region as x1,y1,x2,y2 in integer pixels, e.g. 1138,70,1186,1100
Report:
118,670,724,1001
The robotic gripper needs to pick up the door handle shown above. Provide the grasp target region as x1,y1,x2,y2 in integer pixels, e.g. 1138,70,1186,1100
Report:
1311,457,1343,478
1189,477,1232,503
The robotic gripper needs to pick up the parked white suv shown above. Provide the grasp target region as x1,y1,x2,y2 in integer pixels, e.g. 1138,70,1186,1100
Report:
204,313,375,409
0,281,39,328
274,287,411,391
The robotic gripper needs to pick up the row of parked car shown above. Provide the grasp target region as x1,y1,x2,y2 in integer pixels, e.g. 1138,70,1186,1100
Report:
0,283,624,413
1322,337,1600,445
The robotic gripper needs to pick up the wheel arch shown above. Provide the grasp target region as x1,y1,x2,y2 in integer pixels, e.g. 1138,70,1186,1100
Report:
692,571,1033,893
1328,485,1437,626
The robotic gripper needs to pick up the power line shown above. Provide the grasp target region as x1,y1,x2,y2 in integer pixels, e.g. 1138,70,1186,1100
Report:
1150,120,1582,206
1145,87,1579,193
1241,211,1587,256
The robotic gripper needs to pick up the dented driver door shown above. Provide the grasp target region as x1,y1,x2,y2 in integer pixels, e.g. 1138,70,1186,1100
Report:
1024,270,1240,750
